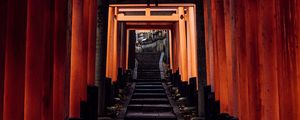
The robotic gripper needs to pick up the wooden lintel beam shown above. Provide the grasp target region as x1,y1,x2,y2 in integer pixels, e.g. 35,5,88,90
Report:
117,14,179,21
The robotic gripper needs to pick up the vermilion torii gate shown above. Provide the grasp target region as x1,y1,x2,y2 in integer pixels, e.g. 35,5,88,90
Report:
105,4,198,83
0,0,300,120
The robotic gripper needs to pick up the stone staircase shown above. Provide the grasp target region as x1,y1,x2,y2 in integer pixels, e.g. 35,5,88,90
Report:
125,52,177,120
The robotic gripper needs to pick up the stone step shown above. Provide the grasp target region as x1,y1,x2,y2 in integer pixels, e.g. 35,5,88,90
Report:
136,57,161,60
138,73,161,77
138,76,161,80
138,66,160,70
138,75,161,79
138,71,160,74
136,54,161,59
136,52,161,55
132,93,166,98
127,104,173,112
135,78,162,82
136,82,162,85
138,63,159,66
130,98,169,104
138,60,160,64
135,88,165,93
139,62,160,65
136,52,161,56
138,71,161,74
125,53,176,119
138,69,161,72
135,84,163,89
125,111,176,120
137,56,161,59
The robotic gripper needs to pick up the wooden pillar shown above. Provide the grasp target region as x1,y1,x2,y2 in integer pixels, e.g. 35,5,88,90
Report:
117,23,122,70
204,0,211,85
105,7,118,81
70,0,87,117
258,0,280,119
106,7,119,81
178,7,188,81
176,23,181,74
116,23,121,70
112,7,118,81
172,25,179,73
0,0,8,119
213,0,229,113
234,0,250,119
86,0,97,85
210,0,220,100
126,30,129,69
119,23,126,70
53,0,69,119
83,0,89,85
168,30,173,70
3,0,27,120
187,7,198,78
187,12,192,78
223,0,239,116
276,0,297,119
203,0,212,86
119,24,123,69
244,0,261,119
296,1,300,119
25,0,54,120
122,25,127,70
106,7,113,79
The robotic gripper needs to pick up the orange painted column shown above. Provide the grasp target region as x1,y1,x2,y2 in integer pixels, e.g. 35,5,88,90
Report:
112,7,118,82
223,0,238,116
234,1,250,120
214,0,229,113
210,0,220,100
119,24,125,70
172,26,176,72
106,7,119,81
53,0,69,119
118,24,126,71
0,0,7,119
172,25,179,73
86,0,97,85
244,0,261,119
176,23,182,75
25,0,54,120
122,26,128,70
296,1,300,119
203,0,212,86
106,7,113,79
186,13,192,78
258,0,280,119
126,30,129,69
292,1,299,118
276,0,297,119
168,30,173,70
104,6,118,82
3,0,27,120
187,7,198,78
117,24,123,70
70,0,87,117
178,7,188,81
275,0,287,119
